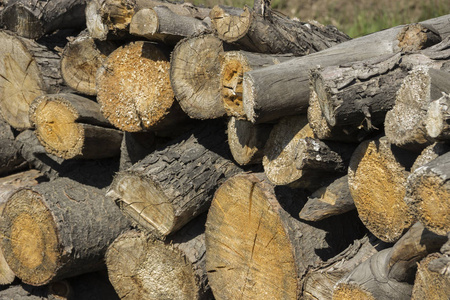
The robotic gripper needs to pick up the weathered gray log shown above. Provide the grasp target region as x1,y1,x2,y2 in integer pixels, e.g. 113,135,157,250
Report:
0,177,131,285
333,222,447,300
0,0,86,39
205,172,364,299
129,6,211,44
299,175,355,222
227,116,272,165
29,93,123,159
411,142,450,173
119,131,156,171
385,68,450,151
210,5,350,55
425,92,450,141
107,120,242,236
242,16,447,123
405,150,450,236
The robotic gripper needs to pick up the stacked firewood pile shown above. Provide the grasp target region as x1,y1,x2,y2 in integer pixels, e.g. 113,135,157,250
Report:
0,0,449,299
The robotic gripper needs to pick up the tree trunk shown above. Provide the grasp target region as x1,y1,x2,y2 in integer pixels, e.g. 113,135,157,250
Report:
205,172,364,300
333,222,447,300
405,150,450,236
299,175,355,222
227,116,272,166
29,93,123,160
348,135,418,242
170,34,234,120
129,6,211,44
97,40,189,132
425,92,450,141
60,30,119,96
220,50,294,119
0,0,85,39
242,17,446,123
107,120,242,236
385,68,450,151
0,30,67,130
210,5,350,55
106,217,211,300
0,177,130,286
0,116,27,176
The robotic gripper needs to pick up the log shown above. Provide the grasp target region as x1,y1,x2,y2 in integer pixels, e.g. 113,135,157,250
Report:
333,222,447,300
106,217,211,300
348,135,417,242
220,51,293,119
97,40,188,132
0,177,131,285
60,30,119,96
0,30,67,130
227,116,272,165
205,172,364,299
0,284,47,299
29,93,123,160
0,116,27,176
299,175,355,222
210,5,350,55
119,131,156,171
170,34,234,120
0,0,86,39
129,6,211,44
411,141,450,173
404,150,450,236
385,68,450,151
425,92,450,141
107,120,242,236
242,17,446,123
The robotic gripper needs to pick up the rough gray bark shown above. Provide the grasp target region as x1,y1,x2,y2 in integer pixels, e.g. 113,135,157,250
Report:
0,177,131,285
119,131,156,171
0,116,27,176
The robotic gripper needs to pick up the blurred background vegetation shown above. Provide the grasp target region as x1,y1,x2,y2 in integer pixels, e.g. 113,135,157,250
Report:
191,0,448,37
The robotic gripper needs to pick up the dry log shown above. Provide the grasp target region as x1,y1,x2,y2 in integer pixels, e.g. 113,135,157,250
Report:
119,131,156,171
333,222,447,300
106,217,211,300
107,120,242,236
0,284,47,299
210,5,350,55
405,150,450,236
242,17,447,123
60,30,119,96
97,40,188,132
205,172,364,299
348,135,417,242
0,30,67,130
220,51,293,119
411,141,450,172
29,93,123,160
129,6,211,44
170,34,234,120
0,0,85,39
0,116,27,176
0,177,130,285
86,0,211,40
227,116,272,165
299,175,355,222
425,92,450,141
385,68,450,151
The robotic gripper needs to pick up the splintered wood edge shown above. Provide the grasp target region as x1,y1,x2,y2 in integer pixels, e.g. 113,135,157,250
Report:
205,173,299,299
333,283,375,300
1,189,59,285
210,6,251,42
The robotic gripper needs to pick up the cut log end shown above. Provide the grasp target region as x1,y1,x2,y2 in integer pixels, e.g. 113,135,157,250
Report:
397,23,442,52
210,6,251,43
425,93,450,139
412,253,450,300
129,8,159,38
333,283,376,300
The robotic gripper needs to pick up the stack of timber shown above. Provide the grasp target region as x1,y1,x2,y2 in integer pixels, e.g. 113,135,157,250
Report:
0,0,448,298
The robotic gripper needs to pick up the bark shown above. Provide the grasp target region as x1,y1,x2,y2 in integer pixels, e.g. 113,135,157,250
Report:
0,116,27,176
405,151,450,236
0,284,47,299
0,177,130,285
299,175,355,222
0,30,68,130
129,6,211,44
170,34,234,120
29,93,123,159
425,92,450,141
119,131,156,171
411,142,450,173
97,40,188,132
220,51,293,119
348,135,418,242
385,68,450,151
205,172,364,300
60,30,119,96
333,222,447,300
0,0,85,39
0,169,43,204
210,5,350,55
106,217,211,300
107,120,242,236
227,116,272,165
242,17,446,123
